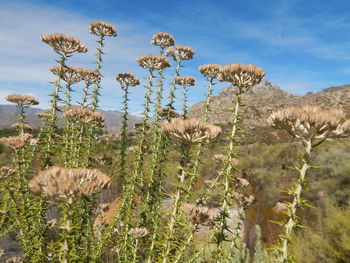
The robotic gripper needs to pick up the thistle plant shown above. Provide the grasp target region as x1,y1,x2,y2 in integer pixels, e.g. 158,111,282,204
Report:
5,94,39,135
140,33,175,240
175,76,195,119
41,33,88,167
89,21,117,111
28,166,111,263
160,118,222,262
115,73,140,187
267,105,350,262
211,63,265,261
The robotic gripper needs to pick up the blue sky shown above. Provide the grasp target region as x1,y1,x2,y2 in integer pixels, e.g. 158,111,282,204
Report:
1,0,350,114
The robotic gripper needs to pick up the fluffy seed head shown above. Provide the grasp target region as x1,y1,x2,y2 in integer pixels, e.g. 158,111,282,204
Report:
50,66,82,84
127,227,149,238
267,105,349,140
175,76,195,86
161,118,222,144
166,45,195,61
151,32,175,47
28,166,111,198
0,133,33,150
199,64,223,79
90,21,117,37
6,94,39,107
136,54,171,70
116,73,140,87
219,63,265,91
41,33,88,54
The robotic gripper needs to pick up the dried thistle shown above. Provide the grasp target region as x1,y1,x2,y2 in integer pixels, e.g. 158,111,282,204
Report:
161,118,222,144
234,177,250,187
0,166,17,179
116,73,140,86
127,227,149,238
157,107,180,118
50,65,82,84
90,21,117,37
5,94,39,107
28,166,111,198
136,54,171,70
0,133,33,150
267,105,348,140
219,63,265,91
151,32,175,47
166,45,195,61
41,33,88,54
175,76,195,86
199,64,223,79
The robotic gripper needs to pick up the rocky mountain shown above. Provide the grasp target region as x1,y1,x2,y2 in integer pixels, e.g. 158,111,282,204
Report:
0,105,141,133
188,80,350,143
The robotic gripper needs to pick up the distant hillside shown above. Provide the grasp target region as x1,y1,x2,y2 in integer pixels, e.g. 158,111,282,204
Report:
188,80,350,143
0,106,141,133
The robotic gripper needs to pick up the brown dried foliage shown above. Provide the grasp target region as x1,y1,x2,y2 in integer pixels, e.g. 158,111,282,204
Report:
136,54,171,70
116,73,140,87
41,33,88,54
90,21,117,37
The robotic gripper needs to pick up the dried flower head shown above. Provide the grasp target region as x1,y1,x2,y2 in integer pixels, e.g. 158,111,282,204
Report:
116,73,140,87
93,153,112,165
272,202,288,214
6,94,39,107
64,108,105,127
47,218,58,227
161,118,222,144
6,257,23,263
41,33,88,54
157,107,180,118
50,66,82,84
234,177,250,187
0,166,17,179
28,166,111,198
127,227,149,238
37,112,51,120
182,203,217,227
0,248,4,258
219,63,265,91
12,123,33,131
0,133,33,150
267,105,348,140
136,54,171,70
90,21,117,37
199,64,223,79
151,32,175,47
75,67,100,85
166,45,195,61
175,76,195,86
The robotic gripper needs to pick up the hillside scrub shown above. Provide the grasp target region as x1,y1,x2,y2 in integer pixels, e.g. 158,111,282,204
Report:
0,21,350,263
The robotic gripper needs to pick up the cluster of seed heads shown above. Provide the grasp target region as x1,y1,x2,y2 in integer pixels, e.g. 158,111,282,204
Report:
5,94,39,107
151,32,175,47
175,76,196,86
161,118,222,144
28,166,111,198
41,33,88,54
267,105,350,139
63,108,105,127
90,21,117,37
115,73,140,87
136,54,171,70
